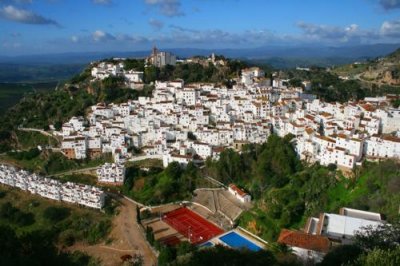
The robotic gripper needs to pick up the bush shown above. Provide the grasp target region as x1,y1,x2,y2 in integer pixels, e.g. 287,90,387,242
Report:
0,202,35,226
59,229,76,247
43,206,71,223
146,226,155,246
87,220,111,244
103,196,117,216
319,245,363,266
7,147,41,160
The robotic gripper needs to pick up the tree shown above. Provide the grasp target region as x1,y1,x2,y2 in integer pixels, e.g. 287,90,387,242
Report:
354,221,400,252
165,162,182,180
43,206,71,223
144,66,159,83
0,202,35,226
136,205,141,224
185,245,277,266
146,226,155,246
319,245,363,266
392,99,400,108
158,245,176,266
176,241,195,257
354,246,400,266
132,253,144,266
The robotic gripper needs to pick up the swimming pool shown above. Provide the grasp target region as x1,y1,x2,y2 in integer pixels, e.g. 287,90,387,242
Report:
219,231,262,251
200,241,214,247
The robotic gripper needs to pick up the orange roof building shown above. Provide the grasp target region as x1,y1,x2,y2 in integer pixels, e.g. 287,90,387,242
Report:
277,229,331,263
228,184,251,203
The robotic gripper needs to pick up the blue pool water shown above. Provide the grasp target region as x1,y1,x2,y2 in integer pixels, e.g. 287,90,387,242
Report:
219,232,262,251
200,241,214,247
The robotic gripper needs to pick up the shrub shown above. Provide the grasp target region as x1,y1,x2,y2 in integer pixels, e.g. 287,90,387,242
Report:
0,202,35,226
43,206,71,223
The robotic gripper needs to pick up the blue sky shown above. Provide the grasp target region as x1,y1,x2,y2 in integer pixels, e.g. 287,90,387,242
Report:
0,0,400,55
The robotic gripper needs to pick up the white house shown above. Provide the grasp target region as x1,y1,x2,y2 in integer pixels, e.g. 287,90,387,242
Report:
364,135,400,159
97,163,125,184
228,184,251,203
0,165,105,209
125,70,143,83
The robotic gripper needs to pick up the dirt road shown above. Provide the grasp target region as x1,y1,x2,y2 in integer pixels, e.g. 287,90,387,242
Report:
69,196,157,266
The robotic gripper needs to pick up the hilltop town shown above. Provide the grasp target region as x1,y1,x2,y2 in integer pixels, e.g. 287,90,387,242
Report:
60,55,400,173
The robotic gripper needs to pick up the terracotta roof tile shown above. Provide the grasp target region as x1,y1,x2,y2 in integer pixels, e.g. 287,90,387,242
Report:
277,229,331,253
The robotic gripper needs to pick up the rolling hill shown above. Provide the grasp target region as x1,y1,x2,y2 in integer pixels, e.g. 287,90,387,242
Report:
332,48,400,87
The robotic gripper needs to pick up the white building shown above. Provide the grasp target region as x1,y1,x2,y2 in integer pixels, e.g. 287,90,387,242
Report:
228,184,251,203
61,136,87,160
307,208,384,244
147,46,176,67
364,135,400,159
0,164,105,209
125,70,143,83
97,163,126,184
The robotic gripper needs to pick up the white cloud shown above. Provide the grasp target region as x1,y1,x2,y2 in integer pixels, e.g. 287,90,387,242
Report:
380,19,400,37
92,30,115,41
144,0,184,17
296,21,377,43
379,0,400,10
92,0,112,5
15,0,33,3
2,41,21,48
148,18,164,30
0,5,59,25
71,35,79,43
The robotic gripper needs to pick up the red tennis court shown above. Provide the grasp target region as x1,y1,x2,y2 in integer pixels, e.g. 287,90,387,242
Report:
162,207,224,244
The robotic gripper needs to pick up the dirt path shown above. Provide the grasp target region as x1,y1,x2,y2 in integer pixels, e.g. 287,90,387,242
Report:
50,166,100,177
69,196,157,266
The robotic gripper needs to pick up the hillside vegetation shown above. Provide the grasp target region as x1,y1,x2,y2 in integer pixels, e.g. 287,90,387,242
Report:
0,186,112,265
332,48,400,87
0,82,58,114
123,161,201,205
283,66,400,103
0,63,84,83
0,82,154,153
205,135,400,242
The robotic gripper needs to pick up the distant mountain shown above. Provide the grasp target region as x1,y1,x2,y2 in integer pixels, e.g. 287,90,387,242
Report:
0,43,399,67
0,44,399,82
0,51,149,65
168,43,400,60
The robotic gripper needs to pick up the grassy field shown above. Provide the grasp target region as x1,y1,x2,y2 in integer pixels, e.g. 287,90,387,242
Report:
52,173,98,186
15,130,59,149
0,82,58,113
126,158,163,169
331,63,369,77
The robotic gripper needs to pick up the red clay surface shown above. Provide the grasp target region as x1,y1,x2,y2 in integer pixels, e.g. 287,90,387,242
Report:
162,207,224,244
